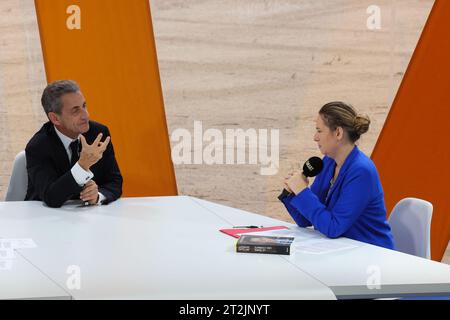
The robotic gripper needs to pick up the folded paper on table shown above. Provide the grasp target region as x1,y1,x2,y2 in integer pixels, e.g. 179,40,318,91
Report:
0,238,37,262
249,228,360,254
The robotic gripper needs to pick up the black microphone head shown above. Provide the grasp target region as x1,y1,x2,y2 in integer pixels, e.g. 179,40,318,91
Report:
302,157,323,177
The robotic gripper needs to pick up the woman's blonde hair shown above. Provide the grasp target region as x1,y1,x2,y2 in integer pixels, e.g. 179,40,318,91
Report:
319,101,370,143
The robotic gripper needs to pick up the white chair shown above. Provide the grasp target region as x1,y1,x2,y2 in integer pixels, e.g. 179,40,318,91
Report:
388,197,433,259
5,151,28,201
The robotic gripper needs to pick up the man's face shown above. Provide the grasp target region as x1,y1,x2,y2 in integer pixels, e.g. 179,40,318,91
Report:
50,91,90,138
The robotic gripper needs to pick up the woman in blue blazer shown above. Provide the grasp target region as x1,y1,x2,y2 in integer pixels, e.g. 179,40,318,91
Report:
281,102,395,249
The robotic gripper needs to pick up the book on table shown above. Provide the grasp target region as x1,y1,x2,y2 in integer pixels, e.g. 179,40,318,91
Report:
236,234,294,255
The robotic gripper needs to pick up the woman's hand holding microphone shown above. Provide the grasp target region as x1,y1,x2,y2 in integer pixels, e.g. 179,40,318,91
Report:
279,157,323,200
284,171,309,195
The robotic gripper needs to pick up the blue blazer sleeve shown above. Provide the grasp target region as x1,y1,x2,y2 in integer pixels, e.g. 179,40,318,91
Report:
309,175,321,197
289,168,372,238
279,176,323,228
280,194,312,227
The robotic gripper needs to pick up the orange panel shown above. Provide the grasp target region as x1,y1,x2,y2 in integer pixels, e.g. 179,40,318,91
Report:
34,0,177,197
372,0,449,261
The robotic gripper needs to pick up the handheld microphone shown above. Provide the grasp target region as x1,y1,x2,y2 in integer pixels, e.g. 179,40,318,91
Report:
278,157,324,200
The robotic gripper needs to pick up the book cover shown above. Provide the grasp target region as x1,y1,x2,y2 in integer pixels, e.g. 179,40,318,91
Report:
236,235,294,255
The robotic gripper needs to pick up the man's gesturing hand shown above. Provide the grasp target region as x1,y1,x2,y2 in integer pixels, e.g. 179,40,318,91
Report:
78,133,110,171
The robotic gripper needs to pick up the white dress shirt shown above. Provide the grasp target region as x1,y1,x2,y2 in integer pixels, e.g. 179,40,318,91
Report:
54,127,105,205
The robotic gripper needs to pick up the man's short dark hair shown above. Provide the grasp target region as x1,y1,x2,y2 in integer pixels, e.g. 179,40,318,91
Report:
41,80,80,115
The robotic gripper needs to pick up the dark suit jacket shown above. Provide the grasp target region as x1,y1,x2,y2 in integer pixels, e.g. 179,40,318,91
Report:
25,121,123,207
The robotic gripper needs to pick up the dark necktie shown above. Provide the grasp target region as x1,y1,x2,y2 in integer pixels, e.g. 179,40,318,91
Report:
69,139,80,167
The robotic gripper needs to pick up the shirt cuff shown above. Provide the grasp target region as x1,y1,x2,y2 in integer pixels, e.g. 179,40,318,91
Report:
71,162,94,186
97,192,106,205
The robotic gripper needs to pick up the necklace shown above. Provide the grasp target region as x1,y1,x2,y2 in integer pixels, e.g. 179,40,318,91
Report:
326,178,333,201
326,171,338,202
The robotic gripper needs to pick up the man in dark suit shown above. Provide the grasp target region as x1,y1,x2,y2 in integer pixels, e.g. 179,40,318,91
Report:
25,80,123,207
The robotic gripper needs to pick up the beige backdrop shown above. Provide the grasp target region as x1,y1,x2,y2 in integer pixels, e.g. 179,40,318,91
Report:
1,0,447,262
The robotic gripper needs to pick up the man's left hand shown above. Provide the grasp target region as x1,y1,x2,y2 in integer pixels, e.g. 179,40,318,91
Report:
80,180,99,205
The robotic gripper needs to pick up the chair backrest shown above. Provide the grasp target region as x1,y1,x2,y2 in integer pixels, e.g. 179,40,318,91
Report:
5,151,28,201
388,197,433,259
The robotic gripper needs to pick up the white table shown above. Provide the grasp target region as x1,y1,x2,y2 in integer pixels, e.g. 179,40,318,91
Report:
0,251,70,300
193,197,450,299
0,197,335,300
